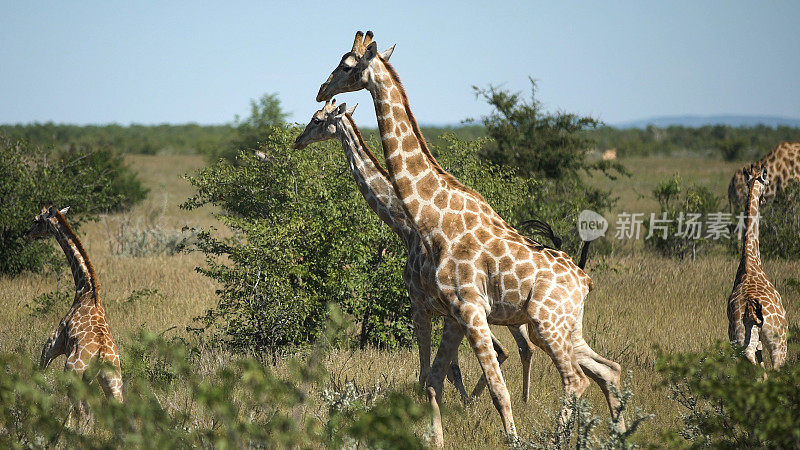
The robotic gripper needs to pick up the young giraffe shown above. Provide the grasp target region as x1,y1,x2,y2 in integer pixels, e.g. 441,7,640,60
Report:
727,166,787,369
25,205,123,425
728,141,800,210
316,31,623,444
292,99,536,402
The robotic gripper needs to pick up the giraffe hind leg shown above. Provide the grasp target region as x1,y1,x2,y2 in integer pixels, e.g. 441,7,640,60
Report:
528,318,590,427
572,337,625,430
465,313,516,437
98,369,124,402
742,322,762,366
760,318,788,370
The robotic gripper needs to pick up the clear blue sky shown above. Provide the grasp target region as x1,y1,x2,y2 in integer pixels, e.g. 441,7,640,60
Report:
2,1,798,126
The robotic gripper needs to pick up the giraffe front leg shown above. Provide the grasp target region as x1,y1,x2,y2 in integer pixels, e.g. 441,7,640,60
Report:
425,316,466,448
426,317,466,403
463,305,516,437
411,301,432,387
509,324,534,403
469,332,509,400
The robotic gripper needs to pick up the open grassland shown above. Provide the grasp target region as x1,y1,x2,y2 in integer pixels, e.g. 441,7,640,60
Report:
1,153,798,448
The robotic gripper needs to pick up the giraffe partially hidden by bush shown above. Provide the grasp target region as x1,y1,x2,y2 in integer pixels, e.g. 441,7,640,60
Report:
291,99,537,402
728,141,800,210
25,205,123,428
316,30,624,446
727,167,787,369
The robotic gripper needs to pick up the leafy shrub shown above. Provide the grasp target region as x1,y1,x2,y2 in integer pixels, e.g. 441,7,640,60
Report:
0,307,427,448
644,176,722,259
657,328,800,448
472,78,625,254
182,124,539,354
758,183,800,259
0,137,147,275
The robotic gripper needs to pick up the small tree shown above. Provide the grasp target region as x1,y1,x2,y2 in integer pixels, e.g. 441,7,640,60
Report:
644,176,721,260
474,78,626,181
473,78,626,254
213,93,289,162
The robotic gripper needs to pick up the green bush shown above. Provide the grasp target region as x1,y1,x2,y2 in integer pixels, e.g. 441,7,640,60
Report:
656,329,800,448
644,176,722,259
0,307,427,448
0,137,147,275
472,78,625,255
182,125,539,354
758,183,800,259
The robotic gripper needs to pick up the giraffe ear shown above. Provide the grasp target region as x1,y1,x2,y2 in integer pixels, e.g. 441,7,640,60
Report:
59,206,70,216
333,103,348,118
346,103,358,115
380,44,396,61
744,170,752,184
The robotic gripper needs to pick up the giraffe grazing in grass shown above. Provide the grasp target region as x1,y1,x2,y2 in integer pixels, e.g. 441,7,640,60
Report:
728,141,800,210
727,166,787,369
292,99,536,402
25,205,123,426
316,31,623,445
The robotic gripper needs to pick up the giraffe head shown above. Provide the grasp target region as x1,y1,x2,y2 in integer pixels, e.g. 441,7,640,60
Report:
744,165,769,204
24,205,69,240
293,99,357,149
316,30,395,102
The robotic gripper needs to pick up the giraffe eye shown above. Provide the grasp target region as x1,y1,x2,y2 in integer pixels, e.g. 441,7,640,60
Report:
312,118,322,124
342,65,353,72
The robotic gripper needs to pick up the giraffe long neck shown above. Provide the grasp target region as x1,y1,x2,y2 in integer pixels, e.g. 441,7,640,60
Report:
50,214,99,303
337,114,417,247
367,58,452,241
737,185,762,280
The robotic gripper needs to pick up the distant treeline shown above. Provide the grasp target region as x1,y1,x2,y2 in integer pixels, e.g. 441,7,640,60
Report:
0,122,232,155
590,124,800,158
0,122,487,156
2,121,799,159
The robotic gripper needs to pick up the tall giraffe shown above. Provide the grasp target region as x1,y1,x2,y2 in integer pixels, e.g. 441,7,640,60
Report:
316,31,623,444
25,205,123,426
728,141,800,210
727,166,787,369
292,99,536,402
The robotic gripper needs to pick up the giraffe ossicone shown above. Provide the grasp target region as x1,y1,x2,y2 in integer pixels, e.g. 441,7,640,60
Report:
316,30,625,445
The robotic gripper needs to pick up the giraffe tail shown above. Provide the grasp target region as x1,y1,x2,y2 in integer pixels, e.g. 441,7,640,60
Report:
745,298,764,326
520,217,592,270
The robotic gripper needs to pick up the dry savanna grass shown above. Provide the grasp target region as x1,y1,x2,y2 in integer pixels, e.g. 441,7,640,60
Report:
0,153,797,448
